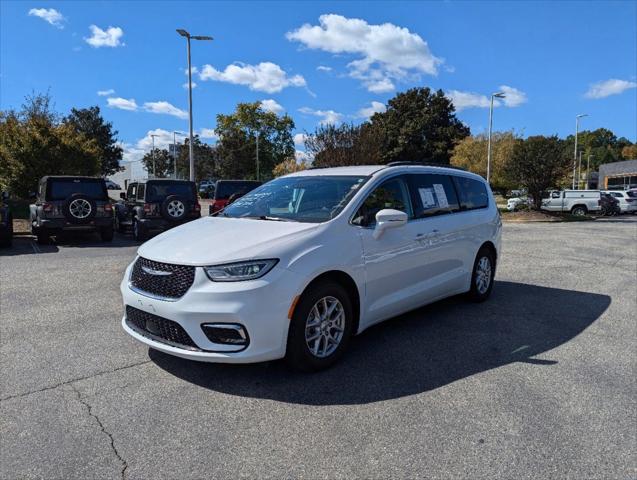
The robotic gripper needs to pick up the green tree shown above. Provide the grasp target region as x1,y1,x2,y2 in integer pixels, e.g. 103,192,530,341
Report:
142,148,174,178
272,158,309,177
505,135,570,209
64,106,123,176
370,87,470,164
305,122,382,167
175,136,220,181
215,102,295,180
563,128,633,171
621,144,637,160
450,131,519,194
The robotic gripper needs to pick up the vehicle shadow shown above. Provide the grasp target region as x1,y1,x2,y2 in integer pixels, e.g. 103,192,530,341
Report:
150,281,610,405
0,232,140,256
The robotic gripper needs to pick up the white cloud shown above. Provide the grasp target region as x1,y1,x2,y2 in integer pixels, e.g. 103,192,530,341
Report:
85,25,124,48
107,97,138,111
97,89,115,96
585,78,637,99
199,62,306,93
446,86,527,112
357,101,386,119
143,101,188,119
295,150,312,163
287,14,441,93
499,85,528,107
317,65,332,72
28,8,65,28
299,107,343,125
198,128,218,140
294,133,307,147
260,99,285,114
183,82,197,89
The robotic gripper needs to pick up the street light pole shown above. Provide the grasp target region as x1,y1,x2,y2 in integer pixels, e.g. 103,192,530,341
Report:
586,153,593,189
150,134,159,178
256,131,260,181
176,29,213,182
487,92,506,184
578,151,583,189
573,114,588,189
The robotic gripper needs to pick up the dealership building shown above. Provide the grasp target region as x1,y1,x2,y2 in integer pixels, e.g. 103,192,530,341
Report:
598,159,637,190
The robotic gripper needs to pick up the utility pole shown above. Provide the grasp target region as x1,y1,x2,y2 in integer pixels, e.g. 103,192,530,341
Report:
176,29,213,182
573,114,588,189
586,153,593,189
487,92,506,183
256,130,260,182
577,151,583,190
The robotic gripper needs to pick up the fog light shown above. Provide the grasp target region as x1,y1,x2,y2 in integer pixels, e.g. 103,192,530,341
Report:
201,323,249,346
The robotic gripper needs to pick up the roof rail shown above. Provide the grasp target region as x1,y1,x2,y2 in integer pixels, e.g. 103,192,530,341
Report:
385,161,466,171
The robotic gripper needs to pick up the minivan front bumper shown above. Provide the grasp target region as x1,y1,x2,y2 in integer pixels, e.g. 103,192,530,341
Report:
120,260,303,363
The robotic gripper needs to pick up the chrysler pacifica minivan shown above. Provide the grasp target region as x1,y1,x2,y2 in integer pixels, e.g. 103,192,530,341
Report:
121,163,501,371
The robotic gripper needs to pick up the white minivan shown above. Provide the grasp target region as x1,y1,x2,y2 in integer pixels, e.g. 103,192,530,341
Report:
121,164,502,371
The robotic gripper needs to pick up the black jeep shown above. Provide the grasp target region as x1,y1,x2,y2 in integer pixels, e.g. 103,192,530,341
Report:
114,179,200,241
0,191,13,248
29,176,114,244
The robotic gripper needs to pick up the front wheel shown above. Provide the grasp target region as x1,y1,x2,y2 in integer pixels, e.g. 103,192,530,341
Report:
571,205,587,216
467,248,496,302
285,281,354,372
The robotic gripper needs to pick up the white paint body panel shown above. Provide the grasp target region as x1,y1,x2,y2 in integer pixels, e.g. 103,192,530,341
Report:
121,165,502,363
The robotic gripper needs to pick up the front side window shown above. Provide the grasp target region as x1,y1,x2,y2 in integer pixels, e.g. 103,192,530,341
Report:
407,174,460,218
453,176,489,210
136,184,145,201
352,177,412,226
222,175,366,223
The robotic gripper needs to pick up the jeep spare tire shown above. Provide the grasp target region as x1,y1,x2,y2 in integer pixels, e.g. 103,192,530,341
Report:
161,195,188,221
63,193,97,224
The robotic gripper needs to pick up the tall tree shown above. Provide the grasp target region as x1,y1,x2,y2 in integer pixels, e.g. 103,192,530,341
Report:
175,136,220,181
622,144,637,160
450,131,519,193
370,87,470,164
504,135,570,209
142,148,174,178
273,158,309,177
305,122,382,167
64,106,123,176
215,102,295,180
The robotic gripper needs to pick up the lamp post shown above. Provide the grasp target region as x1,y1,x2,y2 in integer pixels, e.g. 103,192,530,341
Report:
256,130,260,182
150,134,159,178
487,92,506,184
176,29,213,182
573,114,588,189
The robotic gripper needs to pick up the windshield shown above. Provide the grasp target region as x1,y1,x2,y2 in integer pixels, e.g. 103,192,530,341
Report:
146,182,195,201
215,181,261,200
221,175,367,223
48,179,107,200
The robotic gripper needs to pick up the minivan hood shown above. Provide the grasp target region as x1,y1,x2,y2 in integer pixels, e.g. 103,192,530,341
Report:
137,216,320,266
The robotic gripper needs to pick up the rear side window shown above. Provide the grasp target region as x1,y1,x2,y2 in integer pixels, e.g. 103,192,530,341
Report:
453,176,489,210
146,182,195,201
136,184,145,201
407,174,460,218
48,179,108,200
352,177,412,226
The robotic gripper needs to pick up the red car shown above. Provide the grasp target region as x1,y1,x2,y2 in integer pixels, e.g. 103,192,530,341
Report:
209,180,262,215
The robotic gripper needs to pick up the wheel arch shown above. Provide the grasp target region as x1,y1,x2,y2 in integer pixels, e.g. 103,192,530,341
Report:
479,241,498,266
300,270,361,335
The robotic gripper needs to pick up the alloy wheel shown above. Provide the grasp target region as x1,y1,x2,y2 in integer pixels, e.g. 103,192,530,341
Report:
305,296,346,358
69,198,92,219
167,200,185,218
475,256,492,295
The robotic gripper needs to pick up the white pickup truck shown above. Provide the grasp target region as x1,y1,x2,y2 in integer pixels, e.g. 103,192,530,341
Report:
541,190,601,216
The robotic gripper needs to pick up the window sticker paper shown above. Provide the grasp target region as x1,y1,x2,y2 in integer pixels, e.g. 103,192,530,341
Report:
433,184,449,208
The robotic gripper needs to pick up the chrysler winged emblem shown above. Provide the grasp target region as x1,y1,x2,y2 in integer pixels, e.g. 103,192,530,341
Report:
141,265,173,276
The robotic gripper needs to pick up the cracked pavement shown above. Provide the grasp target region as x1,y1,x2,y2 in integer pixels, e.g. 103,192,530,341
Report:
1,217,636,478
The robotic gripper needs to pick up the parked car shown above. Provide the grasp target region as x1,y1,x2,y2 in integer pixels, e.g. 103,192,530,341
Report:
209,180,262,214
602,190,637,214
600,193,621,216
120,163,502,371
30,176,114,244
0,191,13,248
541,190,601,216
114,179,200,241
198,184,215,199
105,179,122,190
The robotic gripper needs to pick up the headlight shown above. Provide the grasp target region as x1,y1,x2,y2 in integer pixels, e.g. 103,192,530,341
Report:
203,259,278,282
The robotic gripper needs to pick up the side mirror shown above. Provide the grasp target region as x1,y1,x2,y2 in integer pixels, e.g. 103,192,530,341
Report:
120,192,127,200
373,208,408,239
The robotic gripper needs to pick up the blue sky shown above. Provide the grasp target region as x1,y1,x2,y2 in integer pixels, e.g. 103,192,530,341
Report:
1,0,636,166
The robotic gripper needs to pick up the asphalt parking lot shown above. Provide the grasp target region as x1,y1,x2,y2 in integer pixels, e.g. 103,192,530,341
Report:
1,217,636,479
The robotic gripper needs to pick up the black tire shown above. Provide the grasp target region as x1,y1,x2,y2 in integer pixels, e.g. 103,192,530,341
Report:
114,211,126,233
36,229,50,245
0,216,13,248
132,218,146,241
467,247,496,303
285,281,354,372
160,195,189,222
100,226,114,242
63,193,97,225
571,205,587,216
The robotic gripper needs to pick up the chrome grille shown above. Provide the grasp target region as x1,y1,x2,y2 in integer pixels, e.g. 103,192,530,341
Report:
130,257,195,300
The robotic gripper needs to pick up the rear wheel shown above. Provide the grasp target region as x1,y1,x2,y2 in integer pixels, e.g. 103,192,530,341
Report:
571,205,587,216
132,218,146,241
0,218,12,248
114,213,126,233
467,247,496,302
286,281,354,372
36,229,50,245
